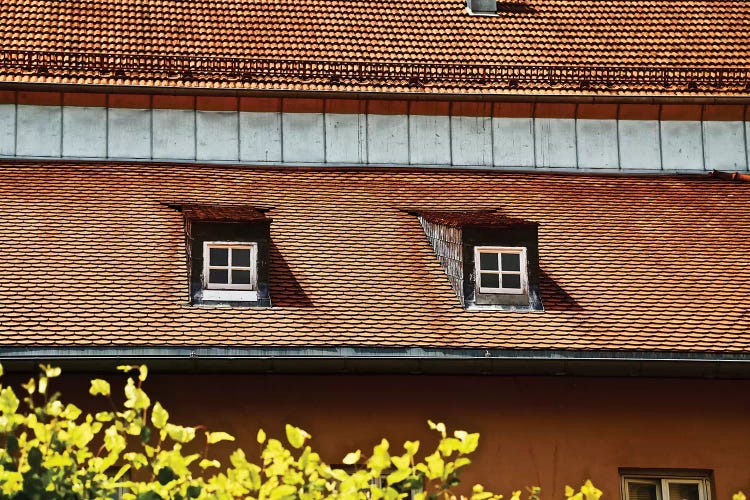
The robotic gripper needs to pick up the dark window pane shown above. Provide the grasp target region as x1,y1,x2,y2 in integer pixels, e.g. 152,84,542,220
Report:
480,273,500,288
668,483,700,500
232,270,252,285
628,483,658,500
501,252,521,272
232,248,251,267
209,269,228,284
479,252,499,271
209,247,229,266
502,273,521,289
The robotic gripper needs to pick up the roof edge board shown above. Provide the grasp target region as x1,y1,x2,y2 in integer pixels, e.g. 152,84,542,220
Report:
2,347,750,362
1,82,749,105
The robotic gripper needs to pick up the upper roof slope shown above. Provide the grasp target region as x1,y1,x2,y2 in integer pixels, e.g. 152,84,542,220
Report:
1,162,749,352
0,0,748,95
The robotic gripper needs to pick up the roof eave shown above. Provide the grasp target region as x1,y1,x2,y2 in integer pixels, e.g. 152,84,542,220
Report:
1,81,750,105
2,347,750,378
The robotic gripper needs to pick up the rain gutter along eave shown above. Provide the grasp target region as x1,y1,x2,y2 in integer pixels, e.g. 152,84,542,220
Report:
2,347,750,378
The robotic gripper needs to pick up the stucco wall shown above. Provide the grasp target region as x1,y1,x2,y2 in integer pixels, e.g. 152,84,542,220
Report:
41,373,750,499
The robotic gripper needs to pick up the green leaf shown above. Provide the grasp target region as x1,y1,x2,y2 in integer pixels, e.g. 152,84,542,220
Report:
404,440,420,456
186,485,202,498
391,455,410,470
0,386,20,414
6,434,18,453
458,433,480,454
157,466,176,485
285,424,310,449
28,447,42,470
90,379,111,397
151,402,169,429
206,431,235,444
257,428,266,444
165,423,196,443
124,378,151,410
342,450,361,465
140,425,152,443
21,378,35,395
96,411,114,422
136,492,163,500
117,364,138,373
387,468,411,485
38,376,47,395
43,365,61,378
270,484,297,500
199,458,221,469
138,365,148,382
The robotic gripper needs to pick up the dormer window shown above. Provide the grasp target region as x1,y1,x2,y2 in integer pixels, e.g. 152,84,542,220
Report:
167,203,272,307
202,242,258,301
410,209,542,311
475,246,527,294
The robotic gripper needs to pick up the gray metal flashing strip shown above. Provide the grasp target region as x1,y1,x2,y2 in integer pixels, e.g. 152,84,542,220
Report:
1,346,750,362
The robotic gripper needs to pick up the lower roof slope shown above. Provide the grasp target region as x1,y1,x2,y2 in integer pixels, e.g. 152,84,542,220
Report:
0,162,749,353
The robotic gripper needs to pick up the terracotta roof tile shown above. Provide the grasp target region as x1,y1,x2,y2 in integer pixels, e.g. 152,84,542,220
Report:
1,162,749,352
0,0,747,95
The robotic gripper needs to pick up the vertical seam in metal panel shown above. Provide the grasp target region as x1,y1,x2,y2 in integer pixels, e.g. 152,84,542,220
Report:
450,101,456,166
489,103,495,168
658,103,664,170
235,100,240,162
279,100,285,163
615,104,622,170
744,104,749,171
59,100,64,158
104,95,110,159
407,101,412,165
573,103,579,169
701,105,707,171
359,100,367,164
13,91,18,156
322,99,328,164
192,96,197,160
149,94,154,159
531,102,537,168
365,100,371,165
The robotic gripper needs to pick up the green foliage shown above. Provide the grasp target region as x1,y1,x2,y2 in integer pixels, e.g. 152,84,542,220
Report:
0,363,596,500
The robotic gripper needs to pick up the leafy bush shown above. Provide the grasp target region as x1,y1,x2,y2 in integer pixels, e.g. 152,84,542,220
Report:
0,363,598,500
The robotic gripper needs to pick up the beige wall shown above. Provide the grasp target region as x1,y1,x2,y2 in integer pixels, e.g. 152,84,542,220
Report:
34,373,750,498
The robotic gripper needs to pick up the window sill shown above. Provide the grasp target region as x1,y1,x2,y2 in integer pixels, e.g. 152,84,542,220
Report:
201,289,258,302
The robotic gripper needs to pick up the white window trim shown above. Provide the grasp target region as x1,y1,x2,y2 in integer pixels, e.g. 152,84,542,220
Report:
202,241,258,292
474,246,528,295
622,474,711,500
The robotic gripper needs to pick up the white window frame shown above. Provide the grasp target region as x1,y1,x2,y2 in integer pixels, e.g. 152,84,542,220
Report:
474,246,528,294
202,241,258,301
622,474,711,500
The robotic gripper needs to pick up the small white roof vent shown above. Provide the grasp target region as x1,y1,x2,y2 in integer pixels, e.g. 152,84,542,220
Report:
467,0,498,15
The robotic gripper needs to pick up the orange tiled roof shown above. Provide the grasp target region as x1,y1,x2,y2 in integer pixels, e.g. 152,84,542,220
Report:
0,0,748,95
1,162,749,352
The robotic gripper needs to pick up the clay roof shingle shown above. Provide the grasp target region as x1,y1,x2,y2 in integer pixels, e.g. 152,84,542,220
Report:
1,162,749,352
0,0,748,95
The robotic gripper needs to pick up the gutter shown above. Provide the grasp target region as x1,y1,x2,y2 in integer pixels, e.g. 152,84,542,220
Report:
2,347,750,378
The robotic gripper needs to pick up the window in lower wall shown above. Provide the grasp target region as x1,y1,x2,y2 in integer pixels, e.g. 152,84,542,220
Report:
621,471,712,500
